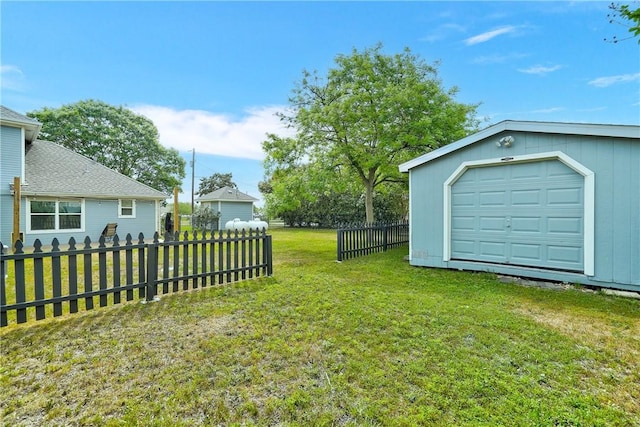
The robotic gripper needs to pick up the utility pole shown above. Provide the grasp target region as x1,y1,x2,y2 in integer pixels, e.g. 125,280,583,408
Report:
190,148,195,214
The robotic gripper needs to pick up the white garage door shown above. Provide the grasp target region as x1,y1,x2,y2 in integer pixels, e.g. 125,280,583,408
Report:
450,159,584,272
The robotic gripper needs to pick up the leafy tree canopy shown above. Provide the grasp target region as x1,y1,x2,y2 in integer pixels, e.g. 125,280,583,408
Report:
263,44,479,223
28,99,185,194
261,163,406,227
197,172,237,197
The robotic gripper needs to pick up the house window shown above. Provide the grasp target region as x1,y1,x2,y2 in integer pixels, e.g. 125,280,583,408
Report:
119,199,136,218
28,199,83,232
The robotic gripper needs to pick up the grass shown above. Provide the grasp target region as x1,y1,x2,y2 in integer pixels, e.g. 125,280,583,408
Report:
1,228,639,426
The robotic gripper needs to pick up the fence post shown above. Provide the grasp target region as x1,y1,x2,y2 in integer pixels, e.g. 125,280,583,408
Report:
266,234,273,276
337,229,344,261
145,233,159,302
0,242,7,327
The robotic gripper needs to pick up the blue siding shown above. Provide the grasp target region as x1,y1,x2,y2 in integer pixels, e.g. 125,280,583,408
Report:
408,131,640,292
20,198,160,246
219,201,253,226
202,201,254,227
0,125,23,246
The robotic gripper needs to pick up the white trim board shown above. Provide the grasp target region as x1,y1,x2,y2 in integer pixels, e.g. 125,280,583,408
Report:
442,151,595,276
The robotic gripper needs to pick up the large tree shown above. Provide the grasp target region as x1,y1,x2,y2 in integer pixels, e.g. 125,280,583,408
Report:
28,99,185,194
263,44,478,223
197,172,237,196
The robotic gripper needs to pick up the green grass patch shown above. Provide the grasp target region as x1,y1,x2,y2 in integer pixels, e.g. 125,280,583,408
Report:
1,228,639,425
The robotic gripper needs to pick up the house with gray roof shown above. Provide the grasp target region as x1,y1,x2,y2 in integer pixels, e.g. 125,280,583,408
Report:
196,186,258,228
1,106,167,247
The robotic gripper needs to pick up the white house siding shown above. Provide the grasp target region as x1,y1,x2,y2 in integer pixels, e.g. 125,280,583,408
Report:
0,125,23,246
408,130,640,292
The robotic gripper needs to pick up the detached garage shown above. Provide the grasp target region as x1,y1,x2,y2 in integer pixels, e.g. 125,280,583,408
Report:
399,120,640,293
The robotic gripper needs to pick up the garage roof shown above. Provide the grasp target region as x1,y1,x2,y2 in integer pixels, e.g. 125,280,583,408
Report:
399,120,640,173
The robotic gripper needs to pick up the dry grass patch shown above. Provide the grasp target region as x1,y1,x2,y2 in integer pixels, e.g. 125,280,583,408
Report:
513,298,640,416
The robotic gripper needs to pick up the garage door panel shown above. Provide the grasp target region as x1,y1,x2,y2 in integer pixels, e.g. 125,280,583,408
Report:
450,160,584,272
547,187,582,205
451,239,475,256
479,191,506,206
452,216,475,231
547,217,582,234
547,161,577,177
511,243,542,262
512,189,541,206
548,245,583,267
510,217,541,233
510,162,543,180
479,216,505,231
479,241,507,258
478,167,507,183
452,192,475,207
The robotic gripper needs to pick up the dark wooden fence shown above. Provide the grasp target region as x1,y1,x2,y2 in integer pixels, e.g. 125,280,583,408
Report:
337,221,409,261
0,229,272,327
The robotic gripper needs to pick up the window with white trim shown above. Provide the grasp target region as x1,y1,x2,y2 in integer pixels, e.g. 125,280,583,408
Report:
119,199,136,218
28,199,83,232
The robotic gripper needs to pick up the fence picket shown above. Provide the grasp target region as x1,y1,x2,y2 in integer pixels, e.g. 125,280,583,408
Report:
209,233,215,286
33,240,46,320
125,235,135,301
51,239,63,317
1,246,7,327
112,237,121,305
233,231,240,282
83,237,94,310
68,238,79,313
98,237,108,307
137,233,146,299
226,231,232,283
201,231,208,288
13,241,27,323
192,231,199,290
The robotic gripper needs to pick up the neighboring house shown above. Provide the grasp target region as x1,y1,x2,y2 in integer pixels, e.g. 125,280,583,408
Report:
196,186,258,228
1,106,168,247
399,120,640,293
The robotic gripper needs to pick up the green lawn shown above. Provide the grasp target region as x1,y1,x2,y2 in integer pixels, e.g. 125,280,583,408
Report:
1,228,639,426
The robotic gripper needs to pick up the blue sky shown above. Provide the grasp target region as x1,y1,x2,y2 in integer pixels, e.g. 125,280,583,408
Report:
2,1,639,205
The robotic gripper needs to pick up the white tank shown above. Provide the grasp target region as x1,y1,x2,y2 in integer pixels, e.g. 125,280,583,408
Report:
224,218,249,231
248,218,269,231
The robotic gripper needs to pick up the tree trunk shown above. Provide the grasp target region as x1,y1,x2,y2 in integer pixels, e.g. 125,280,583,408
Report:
364,179,375,224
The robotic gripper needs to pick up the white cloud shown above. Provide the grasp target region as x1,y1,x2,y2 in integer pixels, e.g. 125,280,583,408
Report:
588,73,640,88
518,65,563,75
130,105,295,160
1,65,25,90
464,26,516,45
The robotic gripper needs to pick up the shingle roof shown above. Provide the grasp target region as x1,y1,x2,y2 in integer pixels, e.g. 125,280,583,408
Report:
399,120,640,172
23,139,167,199
0,106,40,125
0,105,42,142
197,186,258,202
